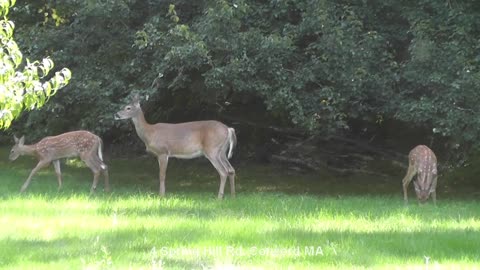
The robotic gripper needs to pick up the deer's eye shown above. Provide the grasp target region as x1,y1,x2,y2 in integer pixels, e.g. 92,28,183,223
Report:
126,106,131,111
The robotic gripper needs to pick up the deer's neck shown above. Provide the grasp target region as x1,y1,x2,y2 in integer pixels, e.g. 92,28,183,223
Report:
20,144,37,157
131,110,153,144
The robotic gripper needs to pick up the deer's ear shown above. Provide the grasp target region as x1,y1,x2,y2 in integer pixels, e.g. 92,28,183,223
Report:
18,136,25,145
13,135,18,143
132,94,140,105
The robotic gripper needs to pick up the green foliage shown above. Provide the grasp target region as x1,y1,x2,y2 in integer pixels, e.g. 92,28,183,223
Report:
9,0,480,155
385,1,480,146
0,0,71,129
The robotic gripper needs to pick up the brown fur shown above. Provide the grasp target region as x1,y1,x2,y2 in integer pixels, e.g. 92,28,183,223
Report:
402,145,438,205
9,131,109,193
115,94,236,199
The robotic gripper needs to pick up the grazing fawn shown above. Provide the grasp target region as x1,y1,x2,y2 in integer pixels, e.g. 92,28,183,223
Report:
9,131,109,193
115,94,237,199
402,145,438,205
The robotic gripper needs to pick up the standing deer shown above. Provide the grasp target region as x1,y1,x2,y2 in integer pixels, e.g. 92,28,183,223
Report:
114,94,237,199
402,145,438,205
9,131,109,194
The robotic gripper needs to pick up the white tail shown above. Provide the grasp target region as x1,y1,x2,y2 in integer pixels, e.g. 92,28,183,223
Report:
97,137,106,169
115,94,236,199
402,145,438,205
9,131,110,193
227,127,236,159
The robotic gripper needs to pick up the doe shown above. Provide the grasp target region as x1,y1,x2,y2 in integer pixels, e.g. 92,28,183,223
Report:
115,94,236,199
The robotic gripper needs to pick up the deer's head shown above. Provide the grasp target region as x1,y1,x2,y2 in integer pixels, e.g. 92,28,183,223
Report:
9,135,25,161
413,167,437,203
115,94,142,120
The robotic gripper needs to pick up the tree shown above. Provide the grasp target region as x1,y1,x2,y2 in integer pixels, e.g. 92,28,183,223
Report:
0,0,71,128
9,0,480,163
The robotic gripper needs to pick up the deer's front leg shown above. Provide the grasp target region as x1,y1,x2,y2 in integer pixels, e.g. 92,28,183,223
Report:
53,160,63,190
431,175,438,206
21,160,50,193
402,165,415,205
157,154,169,197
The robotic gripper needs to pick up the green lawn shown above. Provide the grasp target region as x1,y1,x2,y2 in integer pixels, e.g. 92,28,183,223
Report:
0,147,479,269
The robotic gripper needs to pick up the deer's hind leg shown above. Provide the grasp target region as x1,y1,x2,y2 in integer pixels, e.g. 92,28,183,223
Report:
217,145,235,198
53,160,63,190
222,157,235,198
102,165,110,192
205,149,229,199
81,153,102,194
93,153,110,192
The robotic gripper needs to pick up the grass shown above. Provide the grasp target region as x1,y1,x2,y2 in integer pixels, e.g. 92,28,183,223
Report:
0,147,479,269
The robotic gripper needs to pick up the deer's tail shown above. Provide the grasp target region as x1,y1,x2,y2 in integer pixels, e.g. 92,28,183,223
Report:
227,127,237,159
97,137,104,161
97,136,107,170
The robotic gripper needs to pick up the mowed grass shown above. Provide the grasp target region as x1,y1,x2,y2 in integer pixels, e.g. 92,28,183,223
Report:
0,147,479,269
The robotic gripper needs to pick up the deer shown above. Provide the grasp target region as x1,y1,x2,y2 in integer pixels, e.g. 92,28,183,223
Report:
9,130,110,194
114,94,237,199
402,145,438,205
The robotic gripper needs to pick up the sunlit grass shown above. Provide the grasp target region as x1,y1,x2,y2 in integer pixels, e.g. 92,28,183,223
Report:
0,147,479,269
1,193,479,269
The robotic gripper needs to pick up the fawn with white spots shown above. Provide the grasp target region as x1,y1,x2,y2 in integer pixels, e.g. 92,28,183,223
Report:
9,130,109,193
115,94,236,199
402,145,438,205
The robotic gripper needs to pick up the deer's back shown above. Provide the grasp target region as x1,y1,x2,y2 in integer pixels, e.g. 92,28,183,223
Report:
409,145,437,183
409,145,437,168
147,120,229,155
35,130,99,159
151,120,227,140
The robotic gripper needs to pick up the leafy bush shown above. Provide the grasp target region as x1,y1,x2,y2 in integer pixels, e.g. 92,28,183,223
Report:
0,0,70,129
8,0,480,158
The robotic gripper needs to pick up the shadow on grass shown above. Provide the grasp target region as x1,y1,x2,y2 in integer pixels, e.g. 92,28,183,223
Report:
2,189,479,224
1,226,479,268
0,145,474,200
90,193,480,224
